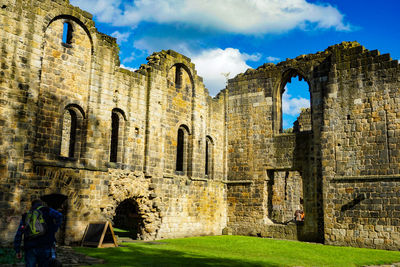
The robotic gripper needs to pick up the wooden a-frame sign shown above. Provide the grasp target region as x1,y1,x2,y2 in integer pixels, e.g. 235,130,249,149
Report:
81,221,118,248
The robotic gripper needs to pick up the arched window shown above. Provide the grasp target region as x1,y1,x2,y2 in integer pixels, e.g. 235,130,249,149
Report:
205,136,214,178
62,22,73,44
169,64,194,95
175,125,190,173
110,108,126,163
274,69,311,133
175,65,182,89
60,105,84,158
176,128,185,172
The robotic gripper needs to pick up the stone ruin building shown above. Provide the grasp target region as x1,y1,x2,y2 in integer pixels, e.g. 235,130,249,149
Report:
1,0,400,250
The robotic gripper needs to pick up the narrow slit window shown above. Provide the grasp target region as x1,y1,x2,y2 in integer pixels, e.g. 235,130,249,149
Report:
68,111,77,157
109,109,126,164
205,136,213,178
110,112,119,162
175,66,182,89
62,22,73,44
205,140,209,175
60,109,79,158
176,128,184,172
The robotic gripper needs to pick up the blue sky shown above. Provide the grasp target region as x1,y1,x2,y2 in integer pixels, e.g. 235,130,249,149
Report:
70,0,400,128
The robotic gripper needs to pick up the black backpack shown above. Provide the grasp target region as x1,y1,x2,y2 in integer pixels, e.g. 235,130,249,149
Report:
24,206,47,240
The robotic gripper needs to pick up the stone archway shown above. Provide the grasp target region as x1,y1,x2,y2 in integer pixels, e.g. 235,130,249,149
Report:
106,170,162,240
113,198,144,239
40,193,68,244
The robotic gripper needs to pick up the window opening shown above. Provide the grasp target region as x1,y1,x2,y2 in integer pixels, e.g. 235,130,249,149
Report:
110,111,119,162
176,128,184,172
62,22,73,44
61,109,77,158
205,139,209,175
69,111,77,157
205,136,213,177
175,66,182,89
281,73,310,133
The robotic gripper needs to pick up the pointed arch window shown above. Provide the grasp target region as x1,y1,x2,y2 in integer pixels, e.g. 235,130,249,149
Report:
175,125,190,174
60,105,84,158
205,136,214,178
274,69,311,134
110,108,126,163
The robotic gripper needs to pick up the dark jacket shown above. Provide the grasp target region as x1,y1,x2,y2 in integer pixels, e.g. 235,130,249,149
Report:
14,204,63,253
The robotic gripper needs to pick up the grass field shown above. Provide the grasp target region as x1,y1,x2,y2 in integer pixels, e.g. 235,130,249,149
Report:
74,235,400,267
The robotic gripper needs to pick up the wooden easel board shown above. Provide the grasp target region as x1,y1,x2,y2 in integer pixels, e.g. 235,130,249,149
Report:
81,221,118,248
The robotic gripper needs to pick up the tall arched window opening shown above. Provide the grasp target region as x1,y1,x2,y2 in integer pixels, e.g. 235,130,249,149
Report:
60,105,84,158
176,128,185,172
175,65,182,89
110,112,119,162
275,70,311,133
205,136,214,178
175,125,190,173
110,109,126,163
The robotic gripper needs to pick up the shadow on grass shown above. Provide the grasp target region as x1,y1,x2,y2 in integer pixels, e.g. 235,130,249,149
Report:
76,243,278,267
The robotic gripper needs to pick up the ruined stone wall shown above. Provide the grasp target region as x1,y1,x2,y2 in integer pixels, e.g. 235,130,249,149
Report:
2,0,400,251
322,43,400,249
226,42,400,249
268,170,303,224
0,0,227,245
294,108,311,132
226,54,327,241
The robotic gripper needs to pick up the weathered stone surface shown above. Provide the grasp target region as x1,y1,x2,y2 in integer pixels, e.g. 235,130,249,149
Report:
1,0,400,251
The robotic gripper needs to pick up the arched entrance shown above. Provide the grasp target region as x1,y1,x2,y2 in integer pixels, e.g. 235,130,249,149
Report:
40,193,68,244
113,198,144,240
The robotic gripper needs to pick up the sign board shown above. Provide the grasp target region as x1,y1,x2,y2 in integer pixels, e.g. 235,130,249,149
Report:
81,221,118,248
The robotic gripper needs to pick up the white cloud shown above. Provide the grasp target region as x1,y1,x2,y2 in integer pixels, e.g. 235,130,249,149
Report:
243,52,262,62
111,31,130,44
122,52,136,63
120,64,137,72
266,56,280,62
191,48,257,96
70,0,123,23
71,0,350,34
282,87,310,116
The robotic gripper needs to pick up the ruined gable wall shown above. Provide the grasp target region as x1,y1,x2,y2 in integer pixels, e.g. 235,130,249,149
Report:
226,42,400,249
322,43,400,249
0,0,227,244
226,52,329,241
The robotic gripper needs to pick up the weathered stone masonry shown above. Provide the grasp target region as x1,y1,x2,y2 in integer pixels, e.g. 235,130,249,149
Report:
226,42,400,249
1,0,400,250
0,0,226,244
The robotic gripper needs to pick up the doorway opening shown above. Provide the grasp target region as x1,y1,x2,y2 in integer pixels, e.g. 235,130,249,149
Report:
113,198,144,240
40,194,68,244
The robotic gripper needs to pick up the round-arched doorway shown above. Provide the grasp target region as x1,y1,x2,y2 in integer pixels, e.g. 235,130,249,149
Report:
40,193,68,244
113,198,144,240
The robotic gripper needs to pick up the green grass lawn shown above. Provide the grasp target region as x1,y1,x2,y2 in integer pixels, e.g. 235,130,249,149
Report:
74,235,400,267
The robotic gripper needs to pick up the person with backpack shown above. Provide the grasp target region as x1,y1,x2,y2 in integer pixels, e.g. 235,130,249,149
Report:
14,199,63,267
